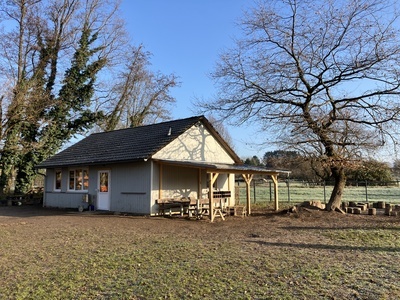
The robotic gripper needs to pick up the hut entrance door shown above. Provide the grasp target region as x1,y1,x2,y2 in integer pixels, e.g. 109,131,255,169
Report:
97,170,110,210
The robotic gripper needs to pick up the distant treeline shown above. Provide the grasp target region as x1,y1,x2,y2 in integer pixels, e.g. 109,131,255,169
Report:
243,150,399,183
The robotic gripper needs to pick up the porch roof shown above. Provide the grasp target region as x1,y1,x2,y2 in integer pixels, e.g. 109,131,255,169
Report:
153,159,291,176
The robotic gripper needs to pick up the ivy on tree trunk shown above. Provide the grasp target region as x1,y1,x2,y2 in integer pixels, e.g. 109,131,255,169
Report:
1,23,106,194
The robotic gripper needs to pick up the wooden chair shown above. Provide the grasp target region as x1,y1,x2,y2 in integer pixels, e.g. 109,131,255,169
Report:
233,205,246,217
225,205,246,217
188,198,209,219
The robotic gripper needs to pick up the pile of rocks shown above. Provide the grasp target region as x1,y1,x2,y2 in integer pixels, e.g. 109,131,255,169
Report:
342,201,400,216
288,200,400,216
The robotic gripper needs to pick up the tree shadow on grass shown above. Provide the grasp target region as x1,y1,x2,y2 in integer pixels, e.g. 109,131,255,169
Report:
281,225,400,231
246,239,400,253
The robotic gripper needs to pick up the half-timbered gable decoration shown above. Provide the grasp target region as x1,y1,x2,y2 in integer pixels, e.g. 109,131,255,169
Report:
37,116,289,221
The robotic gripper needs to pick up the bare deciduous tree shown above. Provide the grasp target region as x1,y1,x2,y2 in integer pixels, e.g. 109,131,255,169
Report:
206,115,234,149
204,0,400,211
99,44,179,131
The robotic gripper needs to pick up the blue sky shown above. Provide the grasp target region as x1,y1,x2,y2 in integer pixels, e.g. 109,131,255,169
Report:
120,0,269,160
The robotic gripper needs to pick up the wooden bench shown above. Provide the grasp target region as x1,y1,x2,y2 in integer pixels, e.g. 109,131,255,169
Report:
6,194,43,206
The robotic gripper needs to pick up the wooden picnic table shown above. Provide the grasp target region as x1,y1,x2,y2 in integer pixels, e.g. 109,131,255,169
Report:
156,197,244,220
156,198,191,216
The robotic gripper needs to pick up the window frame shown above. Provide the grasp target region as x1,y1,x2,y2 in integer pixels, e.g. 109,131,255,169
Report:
54,169,62,191
68,168,89,191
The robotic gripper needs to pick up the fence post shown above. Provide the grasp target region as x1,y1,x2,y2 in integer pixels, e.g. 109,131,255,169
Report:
269,181,272,202
287,178,291,202
323,181,326,204
236,180,241,204
365,180,368,202
253,180,256,203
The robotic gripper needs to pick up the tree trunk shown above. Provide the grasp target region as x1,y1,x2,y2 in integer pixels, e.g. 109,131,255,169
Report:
326,167,346,211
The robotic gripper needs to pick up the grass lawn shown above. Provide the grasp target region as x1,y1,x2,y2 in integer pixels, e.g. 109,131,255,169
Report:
1,205,400,299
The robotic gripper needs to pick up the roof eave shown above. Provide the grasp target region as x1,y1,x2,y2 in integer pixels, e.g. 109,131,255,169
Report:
35,157,149,169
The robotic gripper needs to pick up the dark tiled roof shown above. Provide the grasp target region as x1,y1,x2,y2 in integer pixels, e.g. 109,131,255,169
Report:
36,116,240,168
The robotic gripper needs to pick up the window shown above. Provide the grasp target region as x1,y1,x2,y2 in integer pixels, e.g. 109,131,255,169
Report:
68,169,89,191
99,172,109,192
54,170,62,191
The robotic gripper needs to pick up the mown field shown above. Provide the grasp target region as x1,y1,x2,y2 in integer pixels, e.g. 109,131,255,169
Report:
236,181,400,205
1,205,400,299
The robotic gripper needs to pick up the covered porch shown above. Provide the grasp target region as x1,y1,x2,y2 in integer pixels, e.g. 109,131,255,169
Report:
154,159,289,221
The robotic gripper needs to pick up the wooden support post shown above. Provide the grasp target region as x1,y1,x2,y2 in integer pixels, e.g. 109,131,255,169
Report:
242,174,253,216
227,174,231,206
198,168,202,200
209,172,219,222
271,174,279,211
159,163,163,200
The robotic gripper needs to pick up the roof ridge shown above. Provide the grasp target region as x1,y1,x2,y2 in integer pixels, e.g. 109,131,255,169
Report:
90,115,204,136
